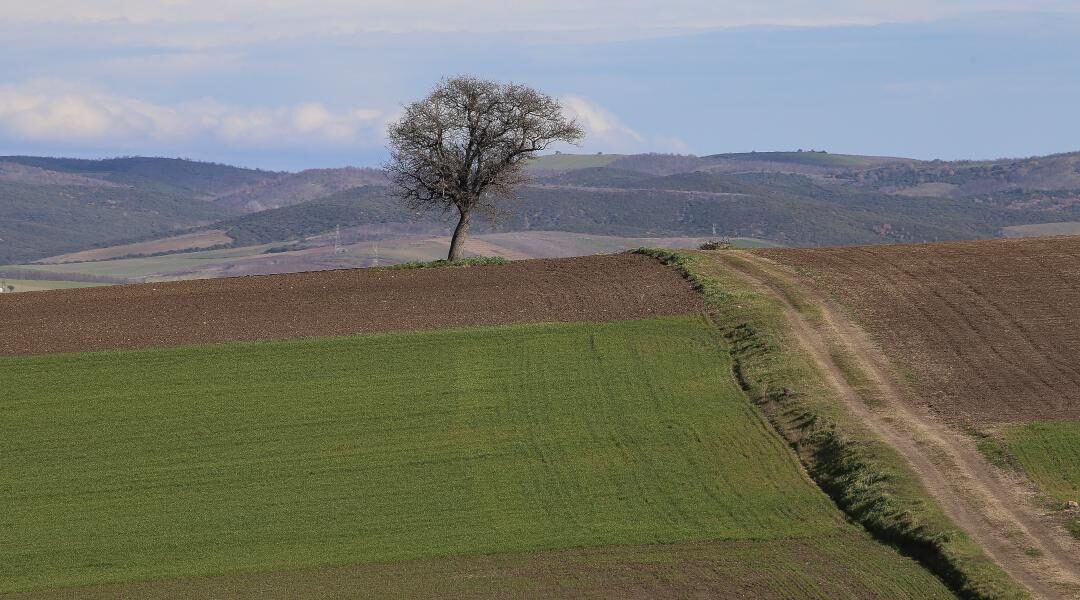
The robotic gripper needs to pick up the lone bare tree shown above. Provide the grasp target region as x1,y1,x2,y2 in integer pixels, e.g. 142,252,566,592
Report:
386,77,584,261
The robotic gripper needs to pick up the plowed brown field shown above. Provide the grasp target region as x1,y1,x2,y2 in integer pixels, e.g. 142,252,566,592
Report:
0,254,702,356
755,236,1080,424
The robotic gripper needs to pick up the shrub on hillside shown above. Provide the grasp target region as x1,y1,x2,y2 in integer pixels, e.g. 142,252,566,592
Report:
698,240,734,250
383,256,509,270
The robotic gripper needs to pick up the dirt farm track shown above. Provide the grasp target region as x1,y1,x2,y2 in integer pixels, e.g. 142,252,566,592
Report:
756,236,1080,424
0,254,703,356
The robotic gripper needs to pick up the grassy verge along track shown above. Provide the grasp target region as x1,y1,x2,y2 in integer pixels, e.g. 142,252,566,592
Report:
0,316,951,598
636,248,1030,599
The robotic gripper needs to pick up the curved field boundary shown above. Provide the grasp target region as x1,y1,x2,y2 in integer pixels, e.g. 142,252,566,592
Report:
637,248,1032,599
0,254,702,356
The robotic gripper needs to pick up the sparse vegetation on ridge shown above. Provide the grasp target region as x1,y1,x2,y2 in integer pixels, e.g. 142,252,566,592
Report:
380,256,509,269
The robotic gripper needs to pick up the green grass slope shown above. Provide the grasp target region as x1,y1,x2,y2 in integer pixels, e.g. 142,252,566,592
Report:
0,317,951,597
984,423,1080,539
1001,424,1080,503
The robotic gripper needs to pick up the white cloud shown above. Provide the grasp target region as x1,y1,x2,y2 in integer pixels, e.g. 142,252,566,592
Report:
561,95,645,152
561,95,694,154
0,83,684,156
0,85,187,141
3,1,1078,49
0,82,385,148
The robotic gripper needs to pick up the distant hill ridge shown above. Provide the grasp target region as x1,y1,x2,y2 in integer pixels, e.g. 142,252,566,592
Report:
3,150,1080,265
0,156,280,196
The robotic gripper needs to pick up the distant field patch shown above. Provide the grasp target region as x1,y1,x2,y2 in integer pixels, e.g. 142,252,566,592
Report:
892,182,959,198
38,230,233,264
0,279,105,292
527,153,624,171
1001,222,1080,238
0,317,950,596
7,232,777,283
4,244,273,280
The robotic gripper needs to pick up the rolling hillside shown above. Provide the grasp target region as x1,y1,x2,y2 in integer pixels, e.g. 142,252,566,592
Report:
7,149,1080,272
0,255,957,598
0,179,235,264
214,167,387,213
0,156,278,195
0,156,274,264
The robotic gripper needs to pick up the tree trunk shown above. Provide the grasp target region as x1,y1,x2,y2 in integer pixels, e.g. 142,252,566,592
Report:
447,209,472,261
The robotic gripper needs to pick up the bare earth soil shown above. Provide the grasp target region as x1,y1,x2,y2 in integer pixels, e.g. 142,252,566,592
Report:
755,237,1080,425
0,254,703,356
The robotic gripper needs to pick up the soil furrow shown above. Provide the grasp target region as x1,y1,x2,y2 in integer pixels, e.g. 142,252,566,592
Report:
722,249,1080,598
0,254,703,356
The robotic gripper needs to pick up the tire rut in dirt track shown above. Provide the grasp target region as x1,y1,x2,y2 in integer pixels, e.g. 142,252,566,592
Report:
714,251,1080,600
0,254,704,356
755,238,1080,424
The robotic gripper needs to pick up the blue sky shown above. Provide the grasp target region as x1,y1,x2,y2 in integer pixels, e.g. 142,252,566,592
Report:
1,1,1078,170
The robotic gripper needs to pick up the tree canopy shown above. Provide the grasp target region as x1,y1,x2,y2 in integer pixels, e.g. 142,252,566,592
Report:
386,76,584,260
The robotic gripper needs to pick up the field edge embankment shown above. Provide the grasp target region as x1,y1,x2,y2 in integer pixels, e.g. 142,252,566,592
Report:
634,247,1029,600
